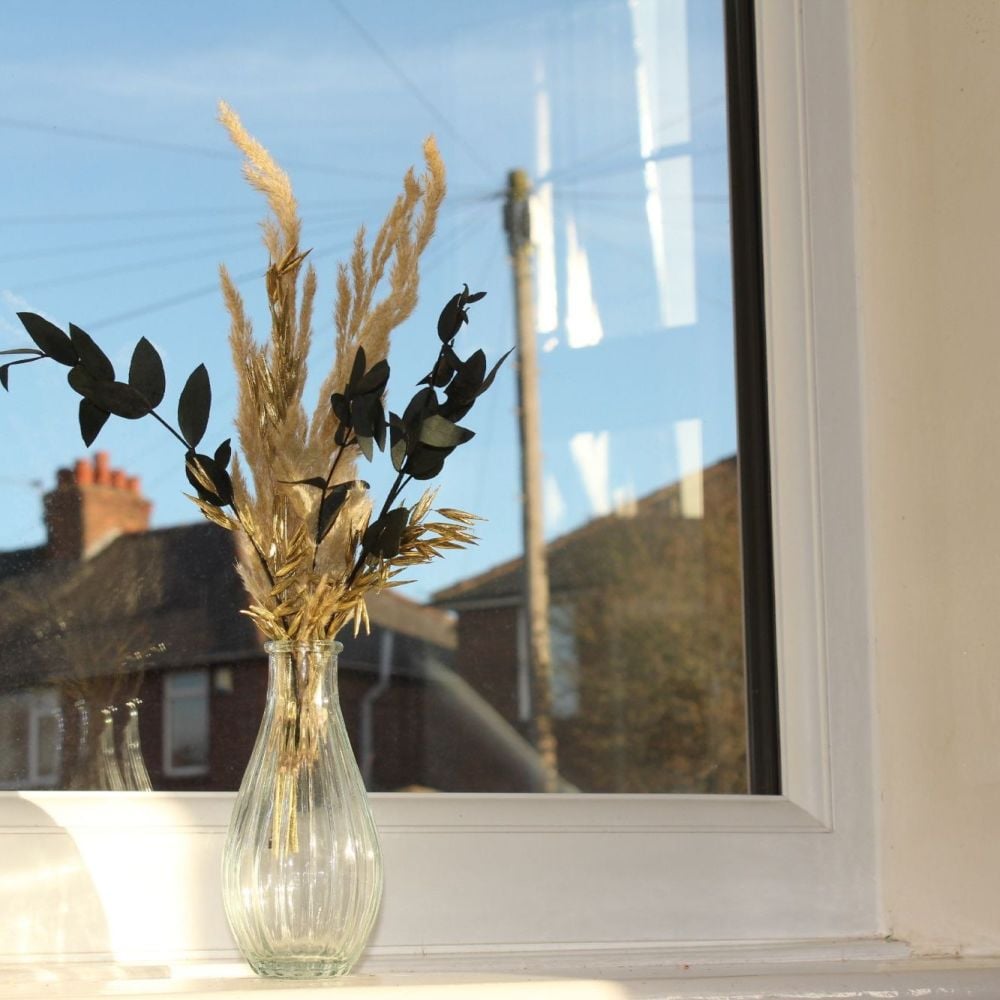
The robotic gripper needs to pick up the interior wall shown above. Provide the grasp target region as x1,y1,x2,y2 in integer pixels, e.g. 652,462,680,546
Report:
851,0,1000,954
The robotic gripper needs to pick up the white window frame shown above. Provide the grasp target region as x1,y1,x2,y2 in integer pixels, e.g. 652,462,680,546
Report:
162,669,210,779
0,1,880,965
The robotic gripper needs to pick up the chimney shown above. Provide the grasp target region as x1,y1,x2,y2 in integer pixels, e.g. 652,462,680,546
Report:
44,451,153,560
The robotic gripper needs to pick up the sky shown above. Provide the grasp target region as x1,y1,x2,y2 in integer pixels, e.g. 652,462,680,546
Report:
0,0,736,601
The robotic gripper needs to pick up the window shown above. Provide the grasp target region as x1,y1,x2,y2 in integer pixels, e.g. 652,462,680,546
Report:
514,604,580,721
0,688,60,789
162,670,210,777
0,0,879,964
0,0,778,799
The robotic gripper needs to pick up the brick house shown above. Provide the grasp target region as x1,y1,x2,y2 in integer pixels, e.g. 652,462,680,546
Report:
433,454,748,794
0,453,553,793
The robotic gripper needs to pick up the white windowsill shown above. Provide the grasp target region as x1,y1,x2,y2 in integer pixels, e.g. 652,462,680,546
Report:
3,943,1000,999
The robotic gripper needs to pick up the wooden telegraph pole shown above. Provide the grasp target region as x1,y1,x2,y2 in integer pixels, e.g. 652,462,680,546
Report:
503,169,560,793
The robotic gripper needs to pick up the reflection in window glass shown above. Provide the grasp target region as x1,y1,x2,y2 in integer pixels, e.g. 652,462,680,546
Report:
0,689,61,788
0,0,760,793
0,697,30,787
164,671,210,776
33,701,61,783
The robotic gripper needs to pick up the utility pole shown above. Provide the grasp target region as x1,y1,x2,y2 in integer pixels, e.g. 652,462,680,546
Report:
503,168,560,793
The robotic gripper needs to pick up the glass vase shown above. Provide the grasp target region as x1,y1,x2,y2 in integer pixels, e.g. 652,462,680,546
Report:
97,706,125,791
120,698,152,792
221,640,382,979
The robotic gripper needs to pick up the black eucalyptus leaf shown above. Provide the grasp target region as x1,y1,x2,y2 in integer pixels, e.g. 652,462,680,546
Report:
129,337,166,409
355,358,389,396
437,292,463,343
353,395,387,452
185,452,233,507
79,399,110,447
372,405,387,452
402,386,437,432
357,435,374,462
436,285,486,345
404,444,449,481
279,476,329,490
317,480,367,543
0,365,9,391
389,415,407,472
418,413,475,449
442,347,513,422
330,392,351,427
461,349,488,387
420,351,454,388
17,312,78,366
68,367,150,419
214,438,232,470
363,506,410,559
348,346,367,394
0,348,44,357
69,324,114,381
478,346,515,396
178,364,211,449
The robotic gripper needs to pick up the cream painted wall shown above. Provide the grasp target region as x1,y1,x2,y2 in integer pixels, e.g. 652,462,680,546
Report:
851,0,1000,954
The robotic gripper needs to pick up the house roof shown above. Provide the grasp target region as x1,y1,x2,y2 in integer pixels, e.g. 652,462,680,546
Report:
0,544,46,583
433,454,738,607
0,520,454,688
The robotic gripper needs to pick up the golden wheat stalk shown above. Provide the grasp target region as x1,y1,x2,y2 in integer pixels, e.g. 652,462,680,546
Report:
207,104,467,645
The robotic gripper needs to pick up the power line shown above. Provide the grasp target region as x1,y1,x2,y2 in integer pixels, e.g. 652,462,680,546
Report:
13,217,362,292
15,243,248,292
0,115,406,182
539,96,727,187
0,206,370,264
0,220,267,264
78,198,495,329
328,0,495,180
81,241,343,331
0,198,399,226
555,189,729,204
0,205,260,225
78,199,489,332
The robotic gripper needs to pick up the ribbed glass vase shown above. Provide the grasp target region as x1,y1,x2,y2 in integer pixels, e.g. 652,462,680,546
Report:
222,640,383,978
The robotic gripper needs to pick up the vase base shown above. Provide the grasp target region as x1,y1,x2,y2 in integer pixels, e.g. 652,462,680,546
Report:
248,956,354,979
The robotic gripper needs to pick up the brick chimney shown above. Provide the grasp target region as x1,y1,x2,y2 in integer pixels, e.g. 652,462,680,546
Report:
44,451,152,560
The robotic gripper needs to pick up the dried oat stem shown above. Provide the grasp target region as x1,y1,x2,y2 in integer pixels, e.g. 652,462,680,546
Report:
212,103,467,648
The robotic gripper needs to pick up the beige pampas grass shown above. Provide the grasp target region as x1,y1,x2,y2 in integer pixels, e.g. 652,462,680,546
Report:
210,103,470,642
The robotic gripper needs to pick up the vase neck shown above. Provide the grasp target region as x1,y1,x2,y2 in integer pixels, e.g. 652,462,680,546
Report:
266,642,340,702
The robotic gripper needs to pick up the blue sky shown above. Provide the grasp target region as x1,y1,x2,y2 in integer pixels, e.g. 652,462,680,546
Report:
0,0,735,600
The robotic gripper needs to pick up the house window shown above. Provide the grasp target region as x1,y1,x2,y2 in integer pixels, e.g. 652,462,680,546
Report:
515,604,580,721
0,688,61,789
163,670,210,777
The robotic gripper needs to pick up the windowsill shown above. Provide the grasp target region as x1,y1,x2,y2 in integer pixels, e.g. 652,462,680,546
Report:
3,944,1000,999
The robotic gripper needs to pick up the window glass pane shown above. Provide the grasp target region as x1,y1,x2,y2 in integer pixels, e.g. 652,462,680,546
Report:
0,0,764,793
166,672,209,774
34,704,61,782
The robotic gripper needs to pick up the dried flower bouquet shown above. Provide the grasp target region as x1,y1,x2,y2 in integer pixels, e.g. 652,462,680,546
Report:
3,105,509,832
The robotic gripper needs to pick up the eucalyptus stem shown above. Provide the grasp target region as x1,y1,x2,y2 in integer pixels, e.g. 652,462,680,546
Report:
147,408,191,450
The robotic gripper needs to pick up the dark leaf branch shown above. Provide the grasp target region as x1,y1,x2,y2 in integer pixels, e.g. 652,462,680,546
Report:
341,286,509,574
7,285,510,601
8,311,270,586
